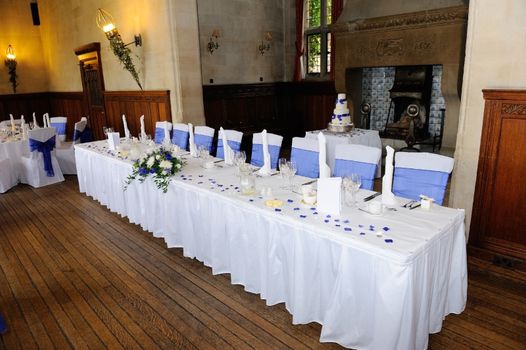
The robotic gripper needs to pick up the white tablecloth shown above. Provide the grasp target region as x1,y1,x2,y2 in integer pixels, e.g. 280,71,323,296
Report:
306,128,382,177
75,141,467,350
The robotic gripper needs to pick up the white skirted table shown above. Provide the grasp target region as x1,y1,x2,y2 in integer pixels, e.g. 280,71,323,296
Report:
306,128,382,177
75,141,467,350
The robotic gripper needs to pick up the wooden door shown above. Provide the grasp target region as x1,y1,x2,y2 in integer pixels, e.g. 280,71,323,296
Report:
75,43,107,140
470,89,526,263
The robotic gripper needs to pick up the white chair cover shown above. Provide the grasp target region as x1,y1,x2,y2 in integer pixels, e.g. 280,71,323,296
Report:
194,126,215,152
0,119,22,128
251,132,283,169
333,144,382,190
172,123,190,150
20,127,64,187
0,157,17,193
56,119,89,175
154,121,173,144
393,152,454,205
217,129,243,159
50,116,67,142
291,137,320,178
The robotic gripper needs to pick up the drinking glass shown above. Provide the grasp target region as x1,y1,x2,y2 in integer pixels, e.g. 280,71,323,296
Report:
278,158,288,179
287,161,297,191
343,173,362,207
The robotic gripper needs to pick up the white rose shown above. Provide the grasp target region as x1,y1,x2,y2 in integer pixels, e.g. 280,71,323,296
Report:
156,155,161,160
176,163,181,169
146,157,155,168
159,160,172,169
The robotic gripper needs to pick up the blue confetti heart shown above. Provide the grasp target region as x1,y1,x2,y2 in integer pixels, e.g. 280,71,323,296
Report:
344,220,350,224
198,181,203,184
385,239,393,243
199,175,203,177
249,199,254,202
334,219,340,222
310,207,316,211
300,215,307,218
359,224,364,228
294,207,300,211
344,227,352,231
383,227,390,231
287,199,294,203
360,232,366,235
275,208,281,212
324,219,329,223
335,224,341,227
218,184,223,187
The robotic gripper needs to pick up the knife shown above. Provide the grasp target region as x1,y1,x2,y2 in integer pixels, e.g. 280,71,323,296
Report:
363,192,381,202
301,179,317,186
409,203,421,210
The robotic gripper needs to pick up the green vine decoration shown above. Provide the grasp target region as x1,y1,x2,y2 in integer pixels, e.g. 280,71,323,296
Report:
4,59,18,93
106,30,143,90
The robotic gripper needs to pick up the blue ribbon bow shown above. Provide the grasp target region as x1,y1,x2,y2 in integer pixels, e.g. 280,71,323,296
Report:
73,127,93,143
29,136,56,177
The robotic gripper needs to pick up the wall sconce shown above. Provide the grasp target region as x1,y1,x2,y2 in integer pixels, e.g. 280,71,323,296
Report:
258,32,272,55
207,29,220,54
4,45,18,93
96,8,143,90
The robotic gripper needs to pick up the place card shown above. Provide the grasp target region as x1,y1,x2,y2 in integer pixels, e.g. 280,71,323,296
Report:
317,177,342,216
107,132,120,150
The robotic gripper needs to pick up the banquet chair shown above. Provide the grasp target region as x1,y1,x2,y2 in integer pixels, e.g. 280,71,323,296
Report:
290,137,319,178
251,131,283,169
172,123,189,150
50,116,67,143
194,126,215,152
19,127,64,187
154,121,173,144
333,144,381,190
217,129,243,159
393,151,454,205
56,118,89,174
0,157,17,193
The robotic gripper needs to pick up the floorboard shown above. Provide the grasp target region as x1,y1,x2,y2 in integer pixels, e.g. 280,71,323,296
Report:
0,177,524,349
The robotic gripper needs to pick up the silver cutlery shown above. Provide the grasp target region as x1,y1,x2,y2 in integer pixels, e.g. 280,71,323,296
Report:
363,192,381,202
409,203,421,210
302,179,317,186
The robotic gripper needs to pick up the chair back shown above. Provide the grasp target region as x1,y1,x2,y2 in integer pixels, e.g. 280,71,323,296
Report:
251,132,283,169
291,137,319,178
50,116,67,142
172,123,189,150
154,121,173,144
333,144,381,190
194,126,215,152
393,152,454,205
217,129,243,159
72,119,88,144
28,127,57,176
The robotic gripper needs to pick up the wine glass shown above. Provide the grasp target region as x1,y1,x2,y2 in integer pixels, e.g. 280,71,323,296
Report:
287,161,297,191
278,158,288,179
343,173,362,207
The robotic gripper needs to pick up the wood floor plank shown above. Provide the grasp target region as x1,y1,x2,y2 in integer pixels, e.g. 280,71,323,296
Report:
1,178,525,350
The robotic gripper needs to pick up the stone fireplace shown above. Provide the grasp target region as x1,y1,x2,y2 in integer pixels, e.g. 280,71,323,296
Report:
333,1,468,149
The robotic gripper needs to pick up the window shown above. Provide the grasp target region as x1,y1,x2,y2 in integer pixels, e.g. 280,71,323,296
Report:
305,0,332,78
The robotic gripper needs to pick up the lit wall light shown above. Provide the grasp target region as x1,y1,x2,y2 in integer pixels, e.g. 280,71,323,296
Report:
207,28,220,54
96,8,143,90
258,32,272,55
4,45,18,93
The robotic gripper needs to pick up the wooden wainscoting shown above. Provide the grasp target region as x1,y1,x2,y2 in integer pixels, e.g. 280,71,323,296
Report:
49,92,86,139
104,90,172,139
470,89,526,266
203,81,336,149
0,92,51,124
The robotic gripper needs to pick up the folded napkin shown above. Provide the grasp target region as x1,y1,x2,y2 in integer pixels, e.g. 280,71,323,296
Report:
188,123,198,157
382,145,398,206
9,114,15,131
20,116,26,138
122,114,131,139
140,115,147,140
256,129,272,176
44,113,50,128
220,127,234,165
318,132,331,178
163,122,171,145
32,112,39,128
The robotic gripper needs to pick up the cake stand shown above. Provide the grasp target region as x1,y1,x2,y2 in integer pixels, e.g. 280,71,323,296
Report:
327,123,354,133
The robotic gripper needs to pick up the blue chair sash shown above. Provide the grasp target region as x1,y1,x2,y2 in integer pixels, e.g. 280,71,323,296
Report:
172,130,189,150
393,167,450,205
0,313,6,334
50,122,66,135
73,127,93,144
333,159,377,190
194,134,213,152
29,136,56,177
251,144,281,169
154,127,166,144
291,148,319,178
217,139,241,159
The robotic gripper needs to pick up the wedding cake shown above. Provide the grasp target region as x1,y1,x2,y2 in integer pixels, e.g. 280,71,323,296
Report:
328,93,353,132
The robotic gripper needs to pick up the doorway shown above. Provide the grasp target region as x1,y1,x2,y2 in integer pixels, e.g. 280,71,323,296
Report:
74,43,107,140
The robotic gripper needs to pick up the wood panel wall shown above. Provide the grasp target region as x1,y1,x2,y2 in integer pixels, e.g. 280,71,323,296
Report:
203,81,336,149
470,89,526,266
104,90,172,138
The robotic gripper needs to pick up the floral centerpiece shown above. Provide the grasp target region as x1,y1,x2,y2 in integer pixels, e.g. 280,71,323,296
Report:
125,146,183,193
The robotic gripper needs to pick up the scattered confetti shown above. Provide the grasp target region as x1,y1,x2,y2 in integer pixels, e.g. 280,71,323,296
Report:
385,239,393,243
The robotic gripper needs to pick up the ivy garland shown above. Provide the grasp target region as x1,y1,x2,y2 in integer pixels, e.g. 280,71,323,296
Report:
106,31,143,90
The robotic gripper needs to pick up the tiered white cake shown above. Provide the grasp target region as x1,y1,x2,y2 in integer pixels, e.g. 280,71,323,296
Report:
330,93,352,126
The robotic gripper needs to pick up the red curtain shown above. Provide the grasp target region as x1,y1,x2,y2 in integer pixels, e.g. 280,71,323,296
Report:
330,0,344,80
293,0,305,81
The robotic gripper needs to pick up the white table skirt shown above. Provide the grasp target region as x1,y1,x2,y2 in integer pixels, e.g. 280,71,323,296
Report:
306,129,382,177
75,141,467,350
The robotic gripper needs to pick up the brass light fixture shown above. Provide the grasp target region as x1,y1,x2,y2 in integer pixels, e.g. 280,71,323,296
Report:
258,32,272,55
96,8,143,89
4,45,18,93
207,28,220,54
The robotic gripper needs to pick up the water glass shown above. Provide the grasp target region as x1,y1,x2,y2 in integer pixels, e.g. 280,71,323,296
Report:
343,173,362,207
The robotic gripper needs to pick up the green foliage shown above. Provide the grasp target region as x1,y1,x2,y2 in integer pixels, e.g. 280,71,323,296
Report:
107,31,143,90
307,34,321,74
308,0,321,27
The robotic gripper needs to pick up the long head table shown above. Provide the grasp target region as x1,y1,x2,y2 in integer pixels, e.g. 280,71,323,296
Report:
75,141,467,350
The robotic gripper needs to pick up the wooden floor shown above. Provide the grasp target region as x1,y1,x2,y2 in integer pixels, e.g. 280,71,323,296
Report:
0,178,525,350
